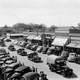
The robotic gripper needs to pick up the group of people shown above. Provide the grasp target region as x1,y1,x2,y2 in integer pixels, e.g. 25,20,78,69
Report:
31,66,48,80
39,71,48,80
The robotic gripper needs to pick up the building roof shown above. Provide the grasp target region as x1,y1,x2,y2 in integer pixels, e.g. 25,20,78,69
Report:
52,37,68,46
10,33,23,36
55,27,72,33
67,42,80,48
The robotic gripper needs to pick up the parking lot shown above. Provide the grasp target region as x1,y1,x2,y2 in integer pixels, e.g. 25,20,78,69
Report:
2,41,80,80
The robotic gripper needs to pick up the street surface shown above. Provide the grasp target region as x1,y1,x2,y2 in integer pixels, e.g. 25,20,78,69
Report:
2,42,80,80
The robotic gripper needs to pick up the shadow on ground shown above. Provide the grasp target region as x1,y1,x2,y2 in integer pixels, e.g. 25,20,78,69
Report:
65,72,77,78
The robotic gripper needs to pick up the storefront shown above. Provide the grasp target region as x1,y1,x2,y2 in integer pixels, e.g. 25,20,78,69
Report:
51,37,70,55
10,34,24,39
27,35,36,40
41,34,55,47
32,36,42,45
27,35,42,45
52,37,69,47
66,41,80,54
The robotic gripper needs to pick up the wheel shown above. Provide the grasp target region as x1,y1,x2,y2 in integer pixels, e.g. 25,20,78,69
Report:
49,66,55,72
62,72,67,77
49,66,52,71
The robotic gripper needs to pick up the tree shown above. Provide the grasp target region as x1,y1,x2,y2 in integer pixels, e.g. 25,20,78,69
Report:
39,24,46,33
12,23,48,34
78,23,80,27
77,23,80,30
12,23,27,32
49,25,57,32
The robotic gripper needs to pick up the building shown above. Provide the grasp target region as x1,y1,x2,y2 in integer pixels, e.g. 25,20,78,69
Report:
52,27,71,47
69,27,80,42
55,27,71,37
66,27,80,53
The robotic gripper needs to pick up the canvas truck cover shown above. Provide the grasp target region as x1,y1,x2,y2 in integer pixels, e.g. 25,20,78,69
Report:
47,55,64,64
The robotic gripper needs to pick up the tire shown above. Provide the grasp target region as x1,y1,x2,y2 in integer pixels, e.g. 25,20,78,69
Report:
49,66,52,71
62,72,67,77
49,66,55,72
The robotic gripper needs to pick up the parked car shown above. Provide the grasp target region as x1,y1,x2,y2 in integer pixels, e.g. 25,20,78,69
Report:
76,55,80,64
7,63,22,70
47,47,55,55
4,57,17,65
47,55,73,77
19,41,25,47
42,47,49,54
0,48,6,54
0,56,11,63
0,60,5,66
0,52,9,59
0,42,6,47
8,45,16,51
31,45,38,51
26,44,33,50
21,72,40,80
3,63,22,79
17,48,24,53
17,48,27,56
0,57,16,67
28,52,41,62
0,54,9,59
13,40,18,45
0,53,8,56
21,42,28,47
67,53,77,62
61,50,69,60
5,38,11,42
54,47,62,56
36,46,43,53
10,66,32,80
17,41,22,46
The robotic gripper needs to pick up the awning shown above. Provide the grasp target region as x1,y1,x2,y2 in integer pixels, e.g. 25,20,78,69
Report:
66,43,78,48
27,35,41,41
71,37,80,41
52,37,68,46
10,34,23,36
67,42,80,48
76,44,80,48
27,35,36,40
34,36,41,40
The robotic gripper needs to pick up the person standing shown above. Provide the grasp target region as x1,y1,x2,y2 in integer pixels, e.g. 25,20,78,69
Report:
32,66,36,72
39,71,48,80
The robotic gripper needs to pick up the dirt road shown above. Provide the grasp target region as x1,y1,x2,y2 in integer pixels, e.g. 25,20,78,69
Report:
4,42,80,80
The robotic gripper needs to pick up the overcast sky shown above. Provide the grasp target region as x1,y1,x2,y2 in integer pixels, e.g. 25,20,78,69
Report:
0,0,80,27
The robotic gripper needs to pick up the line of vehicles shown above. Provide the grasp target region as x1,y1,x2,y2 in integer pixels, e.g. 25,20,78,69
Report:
16,40,80,64
0,48,42,80
0,37,80,79
11,39,74,78
0,38,48,80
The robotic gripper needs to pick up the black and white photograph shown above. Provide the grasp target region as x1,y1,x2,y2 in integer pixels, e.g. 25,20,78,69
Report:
0,0,80,80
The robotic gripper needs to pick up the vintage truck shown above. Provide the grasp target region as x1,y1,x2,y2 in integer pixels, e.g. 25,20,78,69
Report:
47,55,73,77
